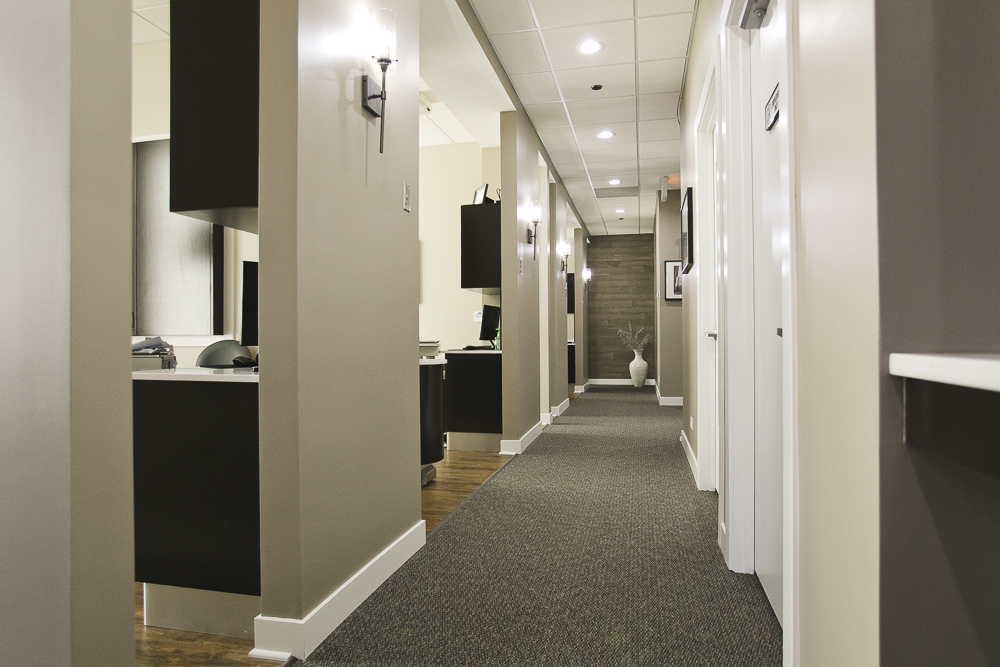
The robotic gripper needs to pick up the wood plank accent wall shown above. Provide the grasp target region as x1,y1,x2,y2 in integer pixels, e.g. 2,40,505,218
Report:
587,234,656,379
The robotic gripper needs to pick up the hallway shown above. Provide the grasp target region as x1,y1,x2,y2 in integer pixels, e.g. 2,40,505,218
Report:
301,387,781,666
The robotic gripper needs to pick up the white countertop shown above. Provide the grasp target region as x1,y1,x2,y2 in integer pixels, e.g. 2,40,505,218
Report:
446,349,501,355
132,368,259,383
888,353,1000,393
419,358,447,365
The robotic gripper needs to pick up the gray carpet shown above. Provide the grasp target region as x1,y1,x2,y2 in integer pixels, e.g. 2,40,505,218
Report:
301,386,781,666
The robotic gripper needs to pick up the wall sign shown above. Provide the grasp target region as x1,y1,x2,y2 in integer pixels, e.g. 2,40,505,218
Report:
765,83,779,131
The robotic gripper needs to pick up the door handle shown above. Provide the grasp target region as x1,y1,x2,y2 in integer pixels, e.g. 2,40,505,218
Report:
706,330,718,340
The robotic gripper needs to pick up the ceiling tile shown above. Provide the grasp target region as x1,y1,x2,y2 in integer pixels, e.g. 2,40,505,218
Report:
581,142,637,162
555,63,635,101
566,96,637,124
637,58,686,94
637,0,697,16
639,157,681,174
510,71,562,105
531,0,634,28
471,0,536,33
537,126,579,152
132,12,169,43
594,173,638,187
638,140,681,159
574,122,637,145
638,92,680,120
587,160,639,177
640,172,667,187
541,21,635,70
638,119,680,141
419,116,453,147
546,146,584,164
491,31,550,75
135,5,170,33
525,102,572,128
637,15,693,61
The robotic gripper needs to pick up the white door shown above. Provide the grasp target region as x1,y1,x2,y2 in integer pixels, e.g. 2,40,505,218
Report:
750,0,790,623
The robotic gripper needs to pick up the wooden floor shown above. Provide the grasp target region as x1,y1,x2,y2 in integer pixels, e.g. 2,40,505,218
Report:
136,449,510,665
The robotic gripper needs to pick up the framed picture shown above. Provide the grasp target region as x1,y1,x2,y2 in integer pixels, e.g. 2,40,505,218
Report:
664,261,682,300
680,186,694,274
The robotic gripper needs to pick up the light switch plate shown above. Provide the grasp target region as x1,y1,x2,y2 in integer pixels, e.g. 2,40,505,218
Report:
474,311,483,323
403,182,411,212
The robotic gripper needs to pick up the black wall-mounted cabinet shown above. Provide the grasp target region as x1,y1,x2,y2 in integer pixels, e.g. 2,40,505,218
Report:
170,0,260,234
461,203,501,294
567,273,575,314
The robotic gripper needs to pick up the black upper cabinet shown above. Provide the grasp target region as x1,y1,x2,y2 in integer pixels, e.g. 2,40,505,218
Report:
170,0,260,234
461,203,501,294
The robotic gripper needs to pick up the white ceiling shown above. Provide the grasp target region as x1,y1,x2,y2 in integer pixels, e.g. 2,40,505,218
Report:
132,0,169,43
418,81,479,146
470,0,693,235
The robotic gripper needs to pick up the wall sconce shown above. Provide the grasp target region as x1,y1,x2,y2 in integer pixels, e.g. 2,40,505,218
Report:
557,241,571,271
582,267,592,290
361,8,397,154
527,200,542,260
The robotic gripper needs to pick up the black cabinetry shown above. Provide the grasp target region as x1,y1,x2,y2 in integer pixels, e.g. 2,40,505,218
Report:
170,0,260,234
461,203,501,293
443,352,502,433
567,273,575,314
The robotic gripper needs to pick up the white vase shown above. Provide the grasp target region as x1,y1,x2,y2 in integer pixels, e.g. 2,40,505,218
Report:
629,348,648,387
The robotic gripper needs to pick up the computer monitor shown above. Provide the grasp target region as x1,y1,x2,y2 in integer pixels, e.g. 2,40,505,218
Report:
240,261,258,346
479,304,500,344
473,184,494,205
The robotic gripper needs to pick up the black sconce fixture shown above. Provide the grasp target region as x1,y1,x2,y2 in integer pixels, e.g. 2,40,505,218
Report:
526,200,541,260
361,8,396,154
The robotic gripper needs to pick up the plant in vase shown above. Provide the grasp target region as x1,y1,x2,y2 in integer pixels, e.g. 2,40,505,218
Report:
616,322,652,387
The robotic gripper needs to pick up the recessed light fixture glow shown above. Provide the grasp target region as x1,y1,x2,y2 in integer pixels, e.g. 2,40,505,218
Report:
616,209,625,213
596,130,615,139
577,39,604,55
608,179,621,185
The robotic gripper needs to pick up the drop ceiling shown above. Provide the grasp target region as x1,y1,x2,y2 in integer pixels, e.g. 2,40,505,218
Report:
469,0,693,235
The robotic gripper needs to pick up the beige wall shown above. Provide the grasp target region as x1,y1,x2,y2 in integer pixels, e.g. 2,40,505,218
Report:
547,185,569,409
258,0,421,621
573,228,590,386
500,110,541,440
1,0,135,664
655,191,683,398
133,39,170,138
418,142,489,351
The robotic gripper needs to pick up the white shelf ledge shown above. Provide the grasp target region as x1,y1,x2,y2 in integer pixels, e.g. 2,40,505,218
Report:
888,353,1000,393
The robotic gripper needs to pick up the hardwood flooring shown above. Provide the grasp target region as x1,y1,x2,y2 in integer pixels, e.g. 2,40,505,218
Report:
421,449,512,532
136,448,510,665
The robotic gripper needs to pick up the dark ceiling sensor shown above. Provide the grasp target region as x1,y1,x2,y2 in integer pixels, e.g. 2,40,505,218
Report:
591,84,603,91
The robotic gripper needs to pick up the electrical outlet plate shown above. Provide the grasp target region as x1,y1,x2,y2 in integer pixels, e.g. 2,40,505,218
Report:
474,311,483,323
402,183,411,212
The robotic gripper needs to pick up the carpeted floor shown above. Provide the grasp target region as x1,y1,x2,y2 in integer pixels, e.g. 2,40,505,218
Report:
300,386,781,666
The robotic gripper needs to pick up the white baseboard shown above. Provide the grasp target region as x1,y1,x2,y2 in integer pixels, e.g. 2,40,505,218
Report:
654,382,683,406
680,431,698,484
551,398,570,417
541,412,552,425
248,648,292,661
573,381,591,394
500,420,544,455
252,521,426,659
590,378,656,386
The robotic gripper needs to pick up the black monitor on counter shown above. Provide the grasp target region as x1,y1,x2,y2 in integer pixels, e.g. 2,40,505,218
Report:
480,304,500,345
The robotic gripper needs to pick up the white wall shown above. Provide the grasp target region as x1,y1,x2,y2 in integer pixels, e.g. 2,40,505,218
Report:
418,141,494,351
133,40,170,139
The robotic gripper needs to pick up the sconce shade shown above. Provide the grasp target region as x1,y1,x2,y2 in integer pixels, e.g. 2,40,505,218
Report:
372,8,396,63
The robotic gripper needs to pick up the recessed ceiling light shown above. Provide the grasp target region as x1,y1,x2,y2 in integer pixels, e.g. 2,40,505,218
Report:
596,130,615,139
616,209,625,213
577,40,603,55
608,179,621,185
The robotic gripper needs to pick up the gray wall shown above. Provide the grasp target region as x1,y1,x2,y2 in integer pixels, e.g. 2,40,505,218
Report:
877,0,1000,663
1,0,135,664
547,185,569,410
574,228,590,386
258,0,422,620
655,191,683,397
587,235,657,380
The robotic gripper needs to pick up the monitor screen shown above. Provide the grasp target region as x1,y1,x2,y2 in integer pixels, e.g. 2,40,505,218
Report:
240,261,258,346
479,304,500,342
473,184,489,205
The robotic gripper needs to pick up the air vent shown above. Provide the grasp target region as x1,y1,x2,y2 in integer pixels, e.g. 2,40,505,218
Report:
595,186,639,198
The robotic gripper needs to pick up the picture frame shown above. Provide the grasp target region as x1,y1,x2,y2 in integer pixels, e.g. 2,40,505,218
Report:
680,186,694,274
664,261,682,300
